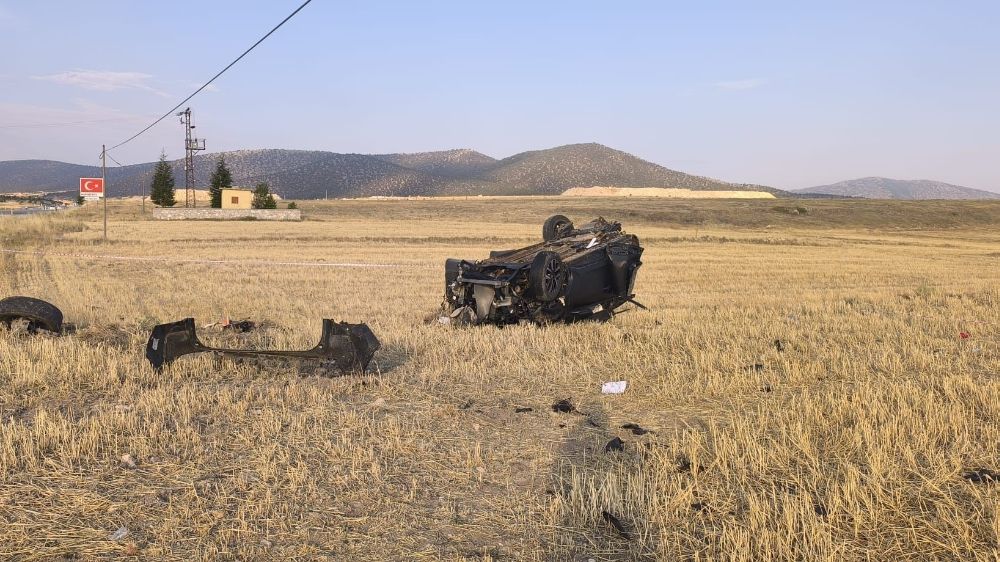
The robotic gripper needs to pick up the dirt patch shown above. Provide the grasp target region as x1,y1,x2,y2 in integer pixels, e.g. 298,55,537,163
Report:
561,186,776,199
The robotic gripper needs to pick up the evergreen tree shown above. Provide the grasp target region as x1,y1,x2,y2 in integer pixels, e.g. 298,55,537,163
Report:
149,151,176,207
251,182,277,209
208,156,233,208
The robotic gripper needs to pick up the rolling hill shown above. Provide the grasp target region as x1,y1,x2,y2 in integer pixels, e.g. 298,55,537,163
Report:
0,143,784,198
794,177,1000,200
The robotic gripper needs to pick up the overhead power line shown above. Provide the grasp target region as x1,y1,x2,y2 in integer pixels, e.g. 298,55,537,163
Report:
107,0,313,152
106,153,126,167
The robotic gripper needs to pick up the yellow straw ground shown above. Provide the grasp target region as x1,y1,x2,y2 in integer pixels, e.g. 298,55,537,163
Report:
1,197,998,560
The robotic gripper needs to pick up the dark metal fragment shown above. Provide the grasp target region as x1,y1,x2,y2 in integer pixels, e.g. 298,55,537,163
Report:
145,318,379,374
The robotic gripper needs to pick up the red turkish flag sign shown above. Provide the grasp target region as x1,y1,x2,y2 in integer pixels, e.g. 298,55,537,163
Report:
80,178,104,194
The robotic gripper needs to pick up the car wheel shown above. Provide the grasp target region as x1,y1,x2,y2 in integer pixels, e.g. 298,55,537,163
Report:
528,251,566,302
0,296,63,333
542,214,574,242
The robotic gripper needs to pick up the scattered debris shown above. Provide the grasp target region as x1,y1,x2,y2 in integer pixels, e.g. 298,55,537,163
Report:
745,363,765,373
761,384,773,393
0,296,63,334
959,332,971,339
222,319,256,332
774,339,785,352
145,318,379,374
514,406,533,413
813,502,829,517
690,501,709,513
621,422,651,435
108,526,129,541
604,437,625,453
442,216,644,325
120,454,138,469
961,468,998,484
676,455,693,473
601,510,631,540
601,380,628,394
551,399,576,413
460,399,475,410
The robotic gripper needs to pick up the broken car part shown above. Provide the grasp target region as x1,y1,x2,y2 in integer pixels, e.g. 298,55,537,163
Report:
0,296,63,333
145,318,380,373
442,215,644,325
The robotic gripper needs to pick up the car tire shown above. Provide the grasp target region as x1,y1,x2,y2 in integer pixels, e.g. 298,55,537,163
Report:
528,251,566,302
0,296,63,333
542,214,574,242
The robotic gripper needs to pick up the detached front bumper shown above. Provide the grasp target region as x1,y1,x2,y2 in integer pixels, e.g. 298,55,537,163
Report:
145,318,380,374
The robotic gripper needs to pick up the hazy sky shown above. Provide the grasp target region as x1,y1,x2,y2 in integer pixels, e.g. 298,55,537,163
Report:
2,1,998,192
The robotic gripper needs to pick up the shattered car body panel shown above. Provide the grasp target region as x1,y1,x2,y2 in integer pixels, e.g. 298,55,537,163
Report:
443,216,643,325
145,318,380,373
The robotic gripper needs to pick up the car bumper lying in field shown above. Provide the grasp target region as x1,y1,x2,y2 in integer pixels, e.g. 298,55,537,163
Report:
442,215,644,325
145,318,380,374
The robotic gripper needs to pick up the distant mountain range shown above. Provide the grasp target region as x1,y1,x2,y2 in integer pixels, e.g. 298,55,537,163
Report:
0,143,783,198
794,177,999,200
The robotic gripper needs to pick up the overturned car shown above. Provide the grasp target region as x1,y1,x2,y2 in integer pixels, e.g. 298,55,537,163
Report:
442,215,644,325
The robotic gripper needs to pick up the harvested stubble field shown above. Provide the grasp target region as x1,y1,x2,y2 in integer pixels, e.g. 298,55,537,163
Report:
1,197,998,561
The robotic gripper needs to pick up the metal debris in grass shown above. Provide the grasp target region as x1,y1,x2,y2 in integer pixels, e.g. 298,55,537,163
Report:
605,437,625,453
676,455,693,473
222,319,257,332
621,422,651,435
601,510,631,540
961,468,998,484
145,317,379,374
551,399,576,413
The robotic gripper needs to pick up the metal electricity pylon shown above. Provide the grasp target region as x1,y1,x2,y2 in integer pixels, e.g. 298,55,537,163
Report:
176,107,206,207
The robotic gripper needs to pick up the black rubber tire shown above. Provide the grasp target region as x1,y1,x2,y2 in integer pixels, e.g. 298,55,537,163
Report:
542,214,574,242
528,251,566,302
0,296,63,333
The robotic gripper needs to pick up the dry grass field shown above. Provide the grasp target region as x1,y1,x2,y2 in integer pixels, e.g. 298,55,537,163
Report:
1,197,998,561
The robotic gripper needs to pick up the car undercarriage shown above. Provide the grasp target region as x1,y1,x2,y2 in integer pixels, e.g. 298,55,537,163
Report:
442,215,644,325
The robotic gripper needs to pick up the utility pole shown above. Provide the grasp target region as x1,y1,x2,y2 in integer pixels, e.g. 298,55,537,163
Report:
176,108,206,207
102,144,107,241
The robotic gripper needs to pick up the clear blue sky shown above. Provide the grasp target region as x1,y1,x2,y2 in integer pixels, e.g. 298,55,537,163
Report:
2,0,998,192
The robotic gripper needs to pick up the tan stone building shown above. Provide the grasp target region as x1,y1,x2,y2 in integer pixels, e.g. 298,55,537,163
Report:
221,188,253,209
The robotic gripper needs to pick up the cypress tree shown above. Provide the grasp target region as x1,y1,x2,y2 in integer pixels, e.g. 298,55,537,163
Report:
149,151,176,207
209,156,233,208
251,181,277,209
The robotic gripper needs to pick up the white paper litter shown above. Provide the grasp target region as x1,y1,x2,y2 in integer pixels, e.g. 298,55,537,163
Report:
586,237,599,249
601,381,628,394
108,526,129,541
